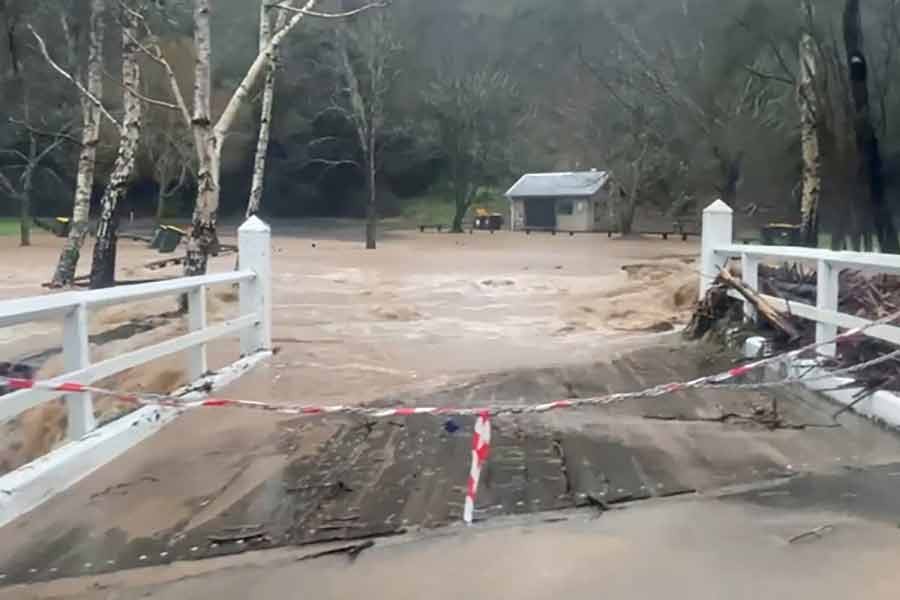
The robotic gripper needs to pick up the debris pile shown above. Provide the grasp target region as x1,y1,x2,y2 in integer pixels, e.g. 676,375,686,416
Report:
687,263,900,393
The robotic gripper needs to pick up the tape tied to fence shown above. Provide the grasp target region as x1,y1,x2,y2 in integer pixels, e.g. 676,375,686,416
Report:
2,307,900,420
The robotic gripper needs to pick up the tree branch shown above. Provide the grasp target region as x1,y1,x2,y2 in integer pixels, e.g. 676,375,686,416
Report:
744,64,794,86
122,27,193,128
0,149,29,162
28,25,122,131
268,2,389,20
215,0,320,142
8,118,82,145
0,171,16,197
101,67,181,112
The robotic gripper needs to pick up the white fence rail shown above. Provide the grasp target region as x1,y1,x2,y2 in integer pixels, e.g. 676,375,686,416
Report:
0,217,272,526
700,200,900,355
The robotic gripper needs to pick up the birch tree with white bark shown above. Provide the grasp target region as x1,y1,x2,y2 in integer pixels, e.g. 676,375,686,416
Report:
32,2,153,288
49,0,107,287
246,2,291,219
798,1,821,246
182,0,384,275
89,3,145,288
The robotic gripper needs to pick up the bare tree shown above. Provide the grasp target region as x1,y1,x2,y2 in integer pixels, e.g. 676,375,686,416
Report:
0,121,72,247
798,14,822,245
246,1,290,219
424,70,522,234
140,115,194,223
49,0,107,287
89,2,145,288
0,9,72,247
335,9,400,249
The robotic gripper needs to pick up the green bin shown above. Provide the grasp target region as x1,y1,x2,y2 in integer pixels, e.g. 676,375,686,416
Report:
157,225,186,253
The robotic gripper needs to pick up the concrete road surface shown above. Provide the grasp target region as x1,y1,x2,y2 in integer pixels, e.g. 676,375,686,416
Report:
6,484,900,600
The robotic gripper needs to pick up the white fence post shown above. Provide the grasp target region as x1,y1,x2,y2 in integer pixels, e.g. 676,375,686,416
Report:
187,285,208,380
700,199,734,300
63,303,95,439
239,216,272,355
816,259,840,357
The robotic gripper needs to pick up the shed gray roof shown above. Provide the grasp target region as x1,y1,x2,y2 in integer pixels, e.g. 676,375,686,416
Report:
505,171,610,198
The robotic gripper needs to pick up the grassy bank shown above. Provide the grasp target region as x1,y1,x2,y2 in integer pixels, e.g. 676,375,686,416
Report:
0,218,19,237
400,189,509,227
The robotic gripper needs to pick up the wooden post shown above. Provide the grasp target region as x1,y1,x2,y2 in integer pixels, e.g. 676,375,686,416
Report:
816,258,840,357
239,216,272,355
700,199,734,300
63,303,95,438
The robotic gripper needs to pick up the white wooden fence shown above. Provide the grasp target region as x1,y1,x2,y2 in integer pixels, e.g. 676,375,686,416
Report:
0,216,272,526
700,199,900,355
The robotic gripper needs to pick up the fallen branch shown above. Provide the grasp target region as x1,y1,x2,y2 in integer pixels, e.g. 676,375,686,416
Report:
643,411,840,431
295,527,407,547
207,526,268,544
143,245,237,270
718,268,801,340
119,233,153,243
296,539,374,562
788,524,834,544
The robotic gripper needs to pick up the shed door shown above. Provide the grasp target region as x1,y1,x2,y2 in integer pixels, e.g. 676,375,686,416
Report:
525,198,556,228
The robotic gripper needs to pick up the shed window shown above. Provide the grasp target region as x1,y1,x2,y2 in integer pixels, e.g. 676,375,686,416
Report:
557,200,574,215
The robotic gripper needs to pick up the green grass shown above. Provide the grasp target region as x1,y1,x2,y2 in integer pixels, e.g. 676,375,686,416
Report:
400,188,509,226
0,218,20,237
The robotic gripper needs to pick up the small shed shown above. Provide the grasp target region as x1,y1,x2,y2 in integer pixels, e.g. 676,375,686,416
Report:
505,171,612,232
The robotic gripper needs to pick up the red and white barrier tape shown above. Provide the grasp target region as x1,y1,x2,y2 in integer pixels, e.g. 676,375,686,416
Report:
0,310,897,439
464,412,491,525
2,313,900,420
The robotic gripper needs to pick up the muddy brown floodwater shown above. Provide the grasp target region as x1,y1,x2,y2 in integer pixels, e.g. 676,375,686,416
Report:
0,224,697,479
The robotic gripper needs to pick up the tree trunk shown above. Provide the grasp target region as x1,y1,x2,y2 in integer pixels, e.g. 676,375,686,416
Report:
246,3,288,219
451,207,465,234
451,181,466,234
185,0,220,277
617,144,647,236
51,0,106,287
617,196,636,236
156,185,167,223
90,8,142,289
452,184,477,234
798,32,822,247
844,0,899,253
365,130,377,249
19,170,32,247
